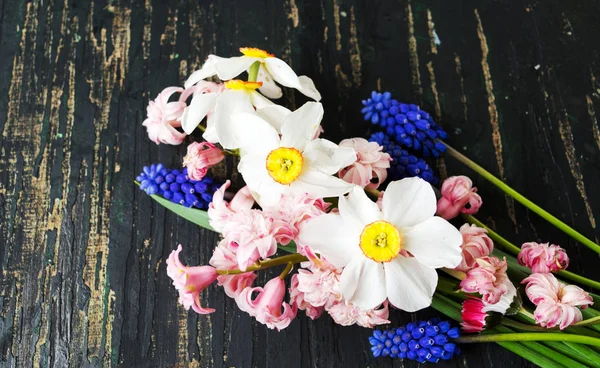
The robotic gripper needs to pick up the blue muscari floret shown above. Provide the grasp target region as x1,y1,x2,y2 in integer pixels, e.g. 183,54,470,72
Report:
369,132,438,184
361,91,448,158
137,164,220,210
369,319,461,364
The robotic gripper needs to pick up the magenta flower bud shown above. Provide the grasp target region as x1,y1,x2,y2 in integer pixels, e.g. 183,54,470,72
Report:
518,242,569,273
460,297,488,333
436,176,483,220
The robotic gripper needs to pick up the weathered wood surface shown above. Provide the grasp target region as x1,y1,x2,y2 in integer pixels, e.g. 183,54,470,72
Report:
1,0,599,367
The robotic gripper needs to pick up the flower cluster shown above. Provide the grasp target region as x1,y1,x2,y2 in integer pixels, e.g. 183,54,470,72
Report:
369,319,461,363
137,164,220,209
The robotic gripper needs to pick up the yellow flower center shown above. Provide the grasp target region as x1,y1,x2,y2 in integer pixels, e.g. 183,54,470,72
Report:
359,221,402,262
224,79,263,91
239,47,274,58
266,147,304,185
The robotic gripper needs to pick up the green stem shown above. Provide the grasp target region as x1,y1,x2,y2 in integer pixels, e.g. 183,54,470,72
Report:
575,315,600,327
455,333,600,347
441,267,466,280
247,61,260,82
216,253,307,275
444,142,600,255
501,318,550,332
279,262,294,279
464,214,600,291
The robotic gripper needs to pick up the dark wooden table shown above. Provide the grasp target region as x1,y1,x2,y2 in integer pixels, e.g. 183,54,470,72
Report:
1,0,599,367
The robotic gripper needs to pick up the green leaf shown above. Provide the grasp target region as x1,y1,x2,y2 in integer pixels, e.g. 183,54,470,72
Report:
278,241,298,254
149,193,214,230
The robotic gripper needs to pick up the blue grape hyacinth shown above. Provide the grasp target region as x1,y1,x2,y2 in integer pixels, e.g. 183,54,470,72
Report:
361,91,448,158
370,319,461,363
369,132,438,184
137,164,220,210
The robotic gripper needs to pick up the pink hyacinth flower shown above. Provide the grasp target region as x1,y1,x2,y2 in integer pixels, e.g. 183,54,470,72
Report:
237,277,298,331
183,141,225,181
327,301,390,328
461,298,488,333
518,242,569,273
209,240,257,298
338,138,391,190
460,256,511,304
436,176,483,220
166,244,217,314
208,180,255,233
143,86,188,145
522,273,593,329
289,274,324,320
455,224,494,272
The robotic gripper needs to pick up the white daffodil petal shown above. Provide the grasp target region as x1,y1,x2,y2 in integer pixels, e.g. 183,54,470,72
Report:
293,169,354,199
298,213,361,268
181,93,218,134
215,56,258,80
383,177,437,228
212,91,260,149
264,57,301,89
338,186,382,230
339,256,387,311
202,114,218,143
303,139,357,175
248,90,274,109
401,217,463,269
227,112,280,154
280,102,324,150
298,75,322,101
257,66,283,99
184,55,224,88
256,105,291,132
238,153,283,206
384,256,437,312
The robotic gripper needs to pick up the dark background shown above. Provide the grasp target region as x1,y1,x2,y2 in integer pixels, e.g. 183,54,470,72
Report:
1,0,599,367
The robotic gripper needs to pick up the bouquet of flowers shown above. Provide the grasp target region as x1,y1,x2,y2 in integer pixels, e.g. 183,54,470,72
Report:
137,47,600,366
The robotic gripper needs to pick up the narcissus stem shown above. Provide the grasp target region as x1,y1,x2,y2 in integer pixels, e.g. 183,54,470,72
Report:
216,253,308,275
454,333,600,347
443,142,600,255
247,61,261,82
575,315,600,327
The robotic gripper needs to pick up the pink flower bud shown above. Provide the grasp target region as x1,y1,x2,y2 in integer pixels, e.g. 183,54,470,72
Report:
461,298,488,333
522,273,593,329
338,138,391,190
455,224,494,272
183,141,225,181
209,241,257,298
460,256,510,304
237,277,297,330
166,245,217,314
289,274,324,320
143,87,187,145
518,242,569,273
436,176,483,220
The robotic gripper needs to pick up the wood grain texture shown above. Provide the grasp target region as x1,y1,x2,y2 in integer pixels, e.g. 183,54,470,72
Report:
1,0,600,367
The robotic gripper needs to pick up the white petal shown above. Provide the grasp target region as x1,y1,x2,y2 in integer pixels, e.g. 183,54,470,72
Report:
338,186,382,230
383,177,437,228
184,55,223,88
401,217,463,269
384,256,437,312
303,139,357,175
238,153,284,207
256,105,291,132
212,91,258,149
248,90,274,109
202,114,219,143
215,56,258,80
181,93,218,134
228,112,280,154
339,256,387,310
292,169,354,199
257,65,283,99
298,75,322,101
264,57,301,89
280,102,323,150
298,213,361,268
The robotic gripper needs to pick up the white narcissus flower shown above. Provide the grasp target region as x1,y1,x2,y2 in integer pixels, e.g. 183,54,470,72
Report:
298,178,463,312
230,102,356,207
181,80,276,149
185,47,321,101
